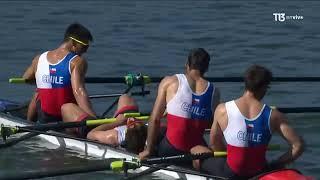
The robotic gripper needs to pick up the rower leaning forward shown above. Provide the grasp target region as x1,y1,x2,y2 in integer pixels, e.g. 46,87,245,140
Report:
139,48,220,163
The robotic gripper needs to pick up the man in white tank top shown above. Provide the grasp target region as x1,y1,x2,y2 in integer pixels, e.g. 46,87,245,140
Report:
191,65,305,179
139,48,220,161
22,23,96,127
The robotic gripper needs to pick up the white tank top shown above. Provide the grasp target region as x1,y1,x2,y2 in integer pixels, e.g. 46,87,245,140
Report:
223,100,272,176
165,74,216,151
114,125,127,144
166,74,215,119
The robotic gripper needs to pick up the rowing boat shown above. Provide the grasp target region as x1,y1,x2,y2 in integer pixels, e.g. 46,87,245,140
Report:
0,99,314,180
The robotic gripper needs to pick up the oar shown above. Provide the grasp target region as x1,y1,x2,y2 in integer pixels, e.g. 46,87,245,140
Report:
0,113,149,141
112,155,229,180
124,144,281,180
81,76,320,83
0,132,39,148
9,73,152,86
9,76,320,85
89,91,150,99
0,158,121,180
85,76,320,83
272,106,320,113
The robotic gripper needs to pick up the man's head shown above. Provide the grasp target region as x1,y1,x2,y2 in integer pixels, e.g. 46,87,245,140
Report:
64,23,93,55
186,48,210,76
124,119,147,154
244,65,273,100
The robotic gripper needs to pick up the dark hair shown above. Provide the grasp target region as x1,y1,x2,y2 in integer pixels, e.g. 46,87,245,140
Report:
187,48,210,75
124,124,147,154
64,23,93,45
244,65,273,92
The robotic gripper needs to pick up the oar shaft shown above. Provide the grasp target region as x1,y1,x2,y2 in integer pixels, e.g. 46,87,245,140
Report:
86,116,149,126
85,76,320,83
3,113,149,137
277,107,320,113
13,113,149,133
141,145,280,165
0,159,116,180
89,91,151,99
10,77,320,84
141,152,226,165
18,121,86,132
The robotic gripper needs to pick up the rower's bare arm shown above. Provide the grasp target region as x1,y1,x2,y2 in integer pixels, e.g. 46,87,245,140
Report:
87,129,119,146
209,87,221,126
71,57,96,118
210,103,227,151
139,76,175,159
27,92,38,122
22,55,39,84
271,109,305,167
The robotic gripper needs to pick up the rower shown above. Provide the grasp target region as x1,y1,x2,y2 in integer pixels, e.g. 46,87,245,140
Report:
22,23,96,123
191,65,305,179
63,94,147,153
139,48,220,161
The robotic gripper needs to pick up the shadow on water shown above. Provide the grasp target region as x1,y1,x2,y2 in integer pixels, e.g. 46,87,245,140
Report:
0,136,168,180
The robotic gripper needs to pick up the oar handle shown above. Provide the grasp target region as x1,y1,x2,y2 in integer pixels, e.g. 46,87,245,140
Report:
123,112,150,118
86,113,150,126
213,151,227,157
9,78,27,83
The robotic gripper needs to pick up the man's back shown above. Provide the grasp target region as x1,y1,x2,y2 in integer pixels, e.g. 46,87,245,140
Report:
195,65,304,179
35,50,78,119
139,48,220,160
223,99,272,176
166,73,216,151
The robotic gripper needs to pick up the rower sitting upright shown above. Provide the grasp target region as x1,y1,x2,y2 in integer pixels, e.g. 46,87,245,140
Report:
22,23,96,123
191,65,305,179
139,48,220,160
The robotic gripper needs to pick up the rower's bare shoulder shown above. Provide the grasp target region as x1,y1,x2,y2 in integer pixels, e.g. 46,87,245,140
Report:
70,56,88,72
270,108,288,129
30,54,40,67
159,75,178,87
215,103,227,116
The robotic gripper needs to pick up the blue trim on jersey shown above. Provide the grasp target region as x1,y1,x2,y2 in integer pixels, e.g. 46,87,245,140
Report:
49,52,76,88
188,83,214,120
244,105,272,147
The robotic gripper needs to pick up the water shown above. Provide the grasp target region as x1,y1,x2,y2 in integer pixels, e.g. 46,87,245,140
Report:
0,0,319,179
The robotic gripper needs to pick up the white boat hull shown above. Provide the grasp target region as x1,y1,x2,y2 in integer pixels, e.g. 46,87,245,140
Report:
0,112,215,180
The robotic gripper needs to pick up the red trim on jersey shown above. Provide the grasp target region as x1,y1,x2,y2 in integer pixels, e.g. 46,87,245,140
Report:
227,144,268,177
76,113,90,122
114,105,139,118
38,86,76,117
166,114,209,151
